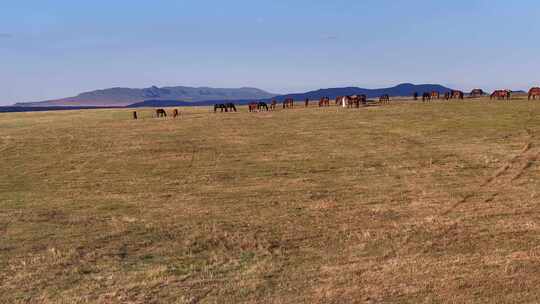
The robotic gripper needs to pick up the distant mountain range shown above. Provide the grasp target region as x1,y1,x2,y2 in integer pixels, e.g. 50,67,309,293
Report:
272,83,453,101
15,86,276,107
14,83,455,108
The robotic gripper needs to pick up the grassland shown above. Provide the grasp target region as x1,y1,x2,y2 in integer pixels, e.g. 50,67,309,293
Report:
1,97,540,303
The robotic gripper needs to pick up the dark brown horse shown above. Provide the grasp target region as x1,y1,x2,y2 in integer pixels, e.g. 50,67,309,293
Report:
528,87,540,100
358,94,367,105
348,96,359,108
470,89,485,98
304,98,310,107
156,109,167,117
172,109,179,118
490,90,511,100
451,90,464,99
133,111,138,120
413,92,418,100
319,97,330,107
283,98,294,109
270,99,277,110
422,92,431,102
379,94,390,104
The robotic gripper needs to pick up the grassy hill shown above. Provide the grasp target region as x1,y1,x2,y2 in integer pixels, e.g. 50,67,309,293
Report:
1,97,540,303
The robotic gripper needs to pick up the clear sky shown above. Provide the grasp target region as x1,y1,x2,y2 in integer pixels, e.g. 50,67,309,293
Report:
1,0,539,105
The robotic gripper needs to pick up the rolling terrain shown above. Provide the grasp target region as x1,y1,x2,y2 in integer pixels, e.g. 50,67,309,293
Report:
1,97,540,303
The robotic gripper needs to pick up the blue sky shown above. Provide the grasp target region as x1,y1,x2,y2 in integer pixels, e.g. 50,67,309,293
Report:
1,0,539,105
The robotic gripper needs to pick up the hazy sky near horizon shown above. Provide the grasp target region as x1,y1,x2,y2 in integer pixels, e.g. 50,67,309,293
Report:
1,0,539,105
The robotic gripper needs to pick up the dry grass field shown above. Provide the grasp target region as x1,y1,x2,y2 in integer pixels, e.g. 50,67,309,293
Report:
2,97,540,303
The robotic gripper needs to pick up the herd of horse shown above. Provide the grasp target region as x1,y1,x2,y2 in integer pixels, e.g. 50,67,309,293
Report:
213,103,237,112
419,90,465,101
134,87,540,119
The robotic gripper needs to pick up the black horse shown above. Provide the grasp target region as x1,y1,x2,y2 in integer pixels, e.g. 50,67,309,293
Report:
214,103,237,112
214,104,227,112
422,93,431,102
258,102,269,111
156,109,167,117
225,103,237,112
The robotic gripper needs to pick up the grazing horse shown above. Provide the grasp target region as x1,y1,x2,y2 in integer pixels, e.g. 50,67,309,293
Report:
156,109,167,117
422,92,431,102
470,89,485,98
283,98,294,109
248,102,258,112
413,92,418,100
270,99,277,110
431,91,440,99
225,103,237,112
490,90,511,100
319,97,330,107
172,109,179,118
379,94,390,104
214,104,227,112
258,102,269,111
528,87,540,100
451,90,464,99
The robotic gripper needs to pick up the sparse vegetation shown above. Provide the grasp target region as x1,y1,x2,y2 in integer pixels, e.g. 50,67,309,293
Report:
1,97,540,303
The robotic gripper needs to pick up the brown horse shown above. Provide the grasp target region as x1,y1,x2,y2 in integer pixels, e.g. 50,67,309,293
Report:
422,92,431,102
319,97,330,107
451,90,464,99
156,109,167,117
172,109,179,118
470,89,485,98
379,94,390,104
133,111,138,120
270,99,277,110
413,92,418,100
528,87,540,100
490,90,511,100
348,96,361,108
283,98,294,109
248,102,258,112
431,91,440,99
304,98,310,107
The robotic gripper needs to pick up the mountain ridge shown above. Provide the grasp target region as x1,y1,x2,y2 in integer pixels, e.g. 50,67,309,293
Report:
15,85,276,107
14,83,456,107
128,83,456,107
